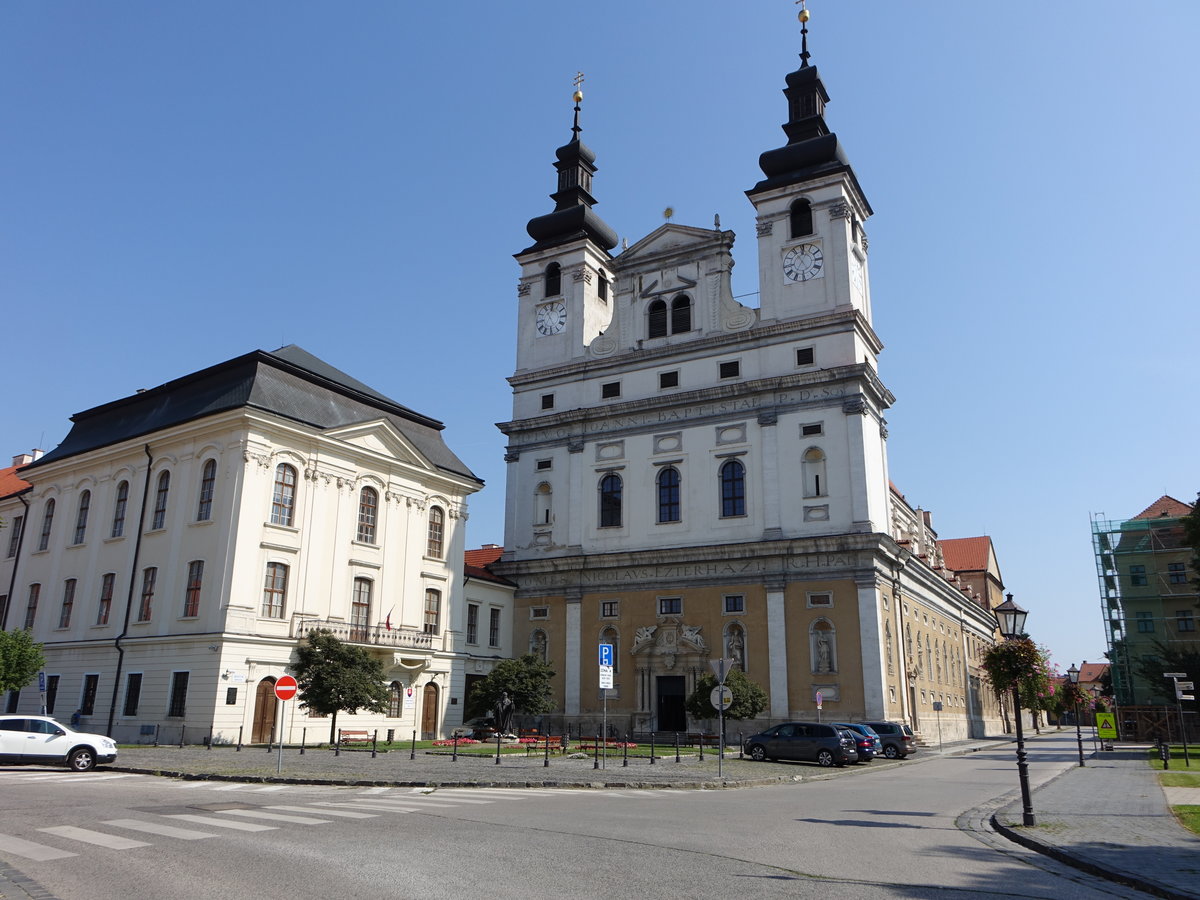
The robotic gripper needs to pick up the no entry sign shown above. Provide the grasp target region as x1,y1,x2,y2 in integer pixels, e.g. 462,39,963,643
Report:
274,675,298,701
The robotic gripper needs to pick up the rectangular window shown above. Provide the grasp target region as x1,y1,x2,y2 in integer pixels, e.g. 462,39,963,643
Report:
262,563,288,618
601,600,619,618
536,459,553,471
724,595,745,614
488,608,500,647
530,607,549,619
7,515,23,558
1136,611,1154,633
802,423,823,436
183,561,203,618
137,567,157,622
97,573,115,626
658,597,682,616
598,274,609,301
45,675,59,714
226,687,238,705
541,393,555,410
808,592,833,608
423,589,441,635
659,371,679,390
1168,562,1188,584
37,500,54,551
196,460,216,521
73,492,90,544
111,482,128,538
719,360,741,379
796,347,815,366
350,578,372,641
1130,565,1147,586
466,603,479,644
58,579,76,629
1177,611,1196,633
601,382,621,399
151,472,170,530
81,674,99,716
123,673,142,717
24,583,40,630
167,671,189,718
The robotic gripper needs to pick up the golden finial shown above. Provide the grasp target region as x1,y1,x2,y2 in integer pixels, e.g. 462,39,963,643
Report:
795,0,810,22
573,71,585,103
663,207,674,221
795,0,811,65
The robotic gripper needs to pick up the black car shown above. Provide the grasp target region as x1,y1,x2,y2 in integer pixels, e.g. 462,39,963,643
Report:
831,722,879,762
862,720,916,759
744,722,859,767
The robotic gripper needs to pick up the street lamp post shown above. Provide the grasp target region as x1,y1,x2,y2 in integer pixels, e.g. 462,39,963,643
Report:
1067,663,1086,767
994,593,1036,826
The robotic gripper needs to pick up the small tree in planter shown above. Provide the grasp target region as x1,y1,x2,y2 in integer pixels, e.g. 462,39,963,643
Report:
684,667,768,734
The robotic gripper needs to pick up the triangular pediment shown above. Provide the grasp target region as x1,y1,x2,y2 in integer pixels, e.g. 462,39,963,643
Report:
619,223,728,263
324,418,430,469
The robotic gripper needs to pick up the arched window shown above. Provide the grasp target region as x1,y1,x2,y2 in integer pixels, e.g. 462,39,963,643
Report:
670,295,692,333
600,626,620,674
657,467,681,523
37,499,55,551
196,459,216,521
789,199,813,238
357,487,378,543
111,481,129,538
599,473,622,527
73,491,91,544
530,629,548,662
388,682,402,718
271,464,296,526
647,300,668,339
719,460,746,518
545,262,562,297
802,447,827,497
351,577,372,641
426,506,445,558
151,471,170,530
534,483,552,525
262,562,288,618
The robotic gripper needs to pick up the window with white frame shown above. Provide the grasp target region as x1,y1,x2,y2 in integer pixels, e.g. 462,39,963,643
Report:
271,464,296,526
357,487,378,543
488,608,500,648
137,567,157,621
37,499,54,551
151,471,170,530
73,491,90,544
427,507,445,558
466,603,479,644
196,459,216,521
262,563,288,618
423,589,441,634
183,561,203,618
111,481,129,537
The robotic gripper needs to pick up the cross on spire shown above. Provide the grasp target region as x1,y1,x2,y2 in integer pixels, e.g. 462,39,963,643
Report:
571,71,585,139
795,0,811,67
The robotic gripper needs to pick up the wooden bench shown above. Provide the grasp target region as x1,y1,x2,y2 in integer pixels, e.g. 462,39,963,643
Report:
686,732,720,747
338,729,373,745
522,736,565,753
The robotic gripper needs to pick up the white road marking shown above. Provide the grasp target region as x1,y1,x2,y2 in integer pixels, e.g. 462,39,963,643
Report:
266,805,377,819
38,825,150,850
102,819,216,840
0,833,79,861
249,785,289,792
347,797,462,808
217,809,331,825
313,802,417,814
164,814,277,832
211,784,252,791
358,787,391,795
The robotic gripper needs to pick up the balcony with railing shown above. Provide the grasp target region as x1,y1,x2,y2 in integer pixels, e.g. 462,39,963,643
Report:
291,617,433,651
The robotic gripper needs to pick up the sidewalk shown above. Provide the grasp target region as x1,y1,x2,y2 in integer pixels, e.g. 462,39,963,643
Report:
993,741,1200,900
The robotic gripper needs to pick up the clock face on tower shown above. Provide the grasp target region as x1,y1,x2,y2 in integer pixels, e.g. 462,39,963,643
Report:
535,301,567,336
782,243,824,283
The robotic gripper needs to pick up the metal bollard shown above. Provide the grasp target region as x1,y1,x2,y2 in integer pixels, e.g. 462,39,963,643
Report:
675,732,680,763
236,725,243,752
544,737,550,768
623,733,629,767
410,730,416,761
372,730,378,759
180,728,186,749
496,731,502,765
300,728,306,755
154,723,160,747
594,734,600,770
207,725,213,750
738,731,744,760
453,733,459,762
335,729,341,757
698,734,704,761
650,731,656,765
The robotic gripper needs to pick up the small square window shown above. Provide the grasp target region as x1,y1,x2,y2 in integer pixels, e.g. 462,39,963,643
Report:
601,600,619,618
659,371,679,390
719,361,741,379
601,382,621,399
796,347,815,366
541,394,555,410
658,597,682,616
530,606,549,619
536,459,553,471
1130,565,1147,586
1177,612,1196,633
807,592,833,608
724,595,744,614
802,423,823,436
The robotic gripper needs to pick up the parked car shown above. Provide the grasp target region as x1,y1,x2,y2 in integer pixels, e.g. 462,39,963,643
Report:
0,715,118,771
453,717,496,741
744,722,859,767
862,720,916,759
831,722,879,762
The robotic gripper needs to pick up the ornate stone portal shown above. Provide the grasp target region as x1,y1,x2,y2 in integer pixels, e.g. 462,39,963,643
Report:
629,620,707,730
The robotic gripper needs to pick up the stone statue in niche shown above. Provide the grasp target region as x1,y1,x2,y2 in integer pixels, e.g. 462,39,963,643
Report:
726,626,745,670
815,630,833,674
531,631,547,661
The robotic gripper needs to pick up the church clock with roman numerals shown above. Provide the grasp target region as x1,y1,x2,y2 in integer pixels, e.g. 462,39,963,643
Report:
535,301,567,336
782,242,823,283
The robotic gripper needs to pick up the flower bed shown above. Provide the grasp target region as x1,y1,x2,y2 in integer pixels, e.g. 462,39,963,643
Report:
431,737,481,747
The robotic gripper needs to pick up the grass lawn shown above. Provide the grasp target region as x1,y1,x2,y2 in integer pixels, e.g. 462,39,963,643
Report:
1160,772,1200,788
1172,805,1200,836
1145,745,1197,767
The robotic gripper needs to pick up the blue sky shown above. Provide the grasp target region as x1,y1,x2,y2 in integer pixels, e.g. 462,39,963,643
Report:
3,2,1197,673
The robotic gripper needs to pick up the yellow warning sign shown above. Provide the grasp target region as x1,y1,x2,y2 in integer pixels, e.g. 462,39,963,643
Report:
1096,712,1117,739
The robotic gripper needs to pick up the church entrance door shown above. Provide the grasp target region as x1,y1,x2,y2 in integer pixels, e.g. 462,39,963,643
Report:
656,676,686,732
252,678,277,744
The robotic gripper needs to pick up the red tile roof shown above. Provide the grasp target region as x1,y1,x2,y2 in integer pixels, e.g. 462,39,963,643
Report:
0,465,32,501
1132,495,1194,520
464,545,504,568
1077,662,1108,684
939,536,993,573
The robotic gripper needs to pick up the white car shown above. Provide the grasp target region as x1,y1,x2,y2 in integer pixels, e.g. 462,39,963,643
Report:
0,715,118,771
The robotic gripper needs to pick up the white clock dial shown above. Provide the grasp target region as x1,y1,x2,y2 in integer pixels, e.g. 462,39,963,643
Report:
851,258,864,297
782,242,824,283
535,301,567,336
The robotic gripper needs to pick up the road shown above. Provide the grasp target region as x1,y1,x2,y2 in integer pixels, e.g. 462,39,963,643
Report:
0,733,1156,899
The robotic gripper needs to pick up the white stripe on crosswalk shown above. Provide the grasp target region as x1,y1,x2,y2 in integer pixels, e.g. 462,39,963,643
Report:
164,814,276,832
250,785,289,792
358,787,391,794
266,805,377,819
390,794,493,805
38,825,150,850
0,833,78,861
313,802,417,814
218,809,330,825
211,784,251,791
435,788,535,797
347,797,461,808
102,819,215,840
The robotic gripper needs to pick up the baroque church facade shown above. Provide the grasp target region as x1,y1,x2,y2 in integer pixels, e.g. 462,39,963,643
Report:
495,27,1005,740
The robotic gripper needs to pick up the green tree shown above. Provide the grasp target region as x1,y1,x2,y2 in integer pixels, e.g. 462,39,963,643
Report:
1132,640,1199,704
684,667,768,722
465,654,556,722
981,637,1054,727
291,629,389,744
0,629,45,694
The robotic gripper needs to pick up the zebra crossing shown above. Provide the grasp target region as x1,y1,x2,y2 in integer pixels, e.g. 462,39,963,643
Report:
0,785,699,864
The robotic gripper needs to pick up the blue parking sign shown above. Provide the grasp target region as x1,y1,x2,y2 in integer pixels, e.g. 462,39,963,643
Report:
599,643,614,667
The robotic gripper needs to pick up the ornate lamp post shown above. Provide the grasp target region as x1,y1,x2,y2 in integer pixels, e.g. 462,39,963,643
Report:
1067,663,1086,767
994,593,1036,826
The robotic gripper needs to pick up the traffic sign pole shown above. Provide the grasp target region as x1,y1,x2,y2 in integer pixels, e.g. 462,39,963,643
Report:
273,675,299,775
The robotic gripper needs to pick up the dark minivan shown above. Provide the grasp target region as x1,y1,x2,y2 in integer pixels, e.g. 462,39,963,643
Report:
745,722,859,767
862,720,915,759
